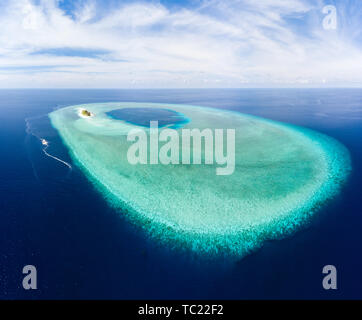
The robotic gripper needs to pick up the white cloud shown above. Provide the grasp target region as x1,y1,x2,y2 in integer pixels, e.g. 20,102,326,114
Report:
0,0,361,88
74,0,97,23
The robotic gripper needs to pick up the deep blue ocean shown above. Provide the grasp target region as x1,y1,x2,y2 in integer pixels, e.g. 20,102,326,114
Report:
0,89,361,299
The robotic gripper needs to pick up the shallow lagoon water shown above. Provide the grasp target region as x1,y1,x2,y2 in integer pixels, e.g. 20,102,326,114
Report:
49,102,350,257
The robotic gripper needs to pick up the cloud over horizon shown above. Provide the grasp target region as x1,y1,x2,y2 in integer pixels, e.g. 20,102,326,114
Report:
0,0,361,88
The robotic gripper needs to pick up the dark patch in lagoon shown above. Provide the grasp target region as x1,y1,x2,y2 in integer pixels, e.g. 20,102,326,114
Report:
106,107,189,129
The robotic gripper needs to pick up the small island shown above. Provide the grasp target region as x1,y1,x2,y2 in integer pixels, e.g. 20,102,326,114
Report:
81,109,92,117
78,108,94,118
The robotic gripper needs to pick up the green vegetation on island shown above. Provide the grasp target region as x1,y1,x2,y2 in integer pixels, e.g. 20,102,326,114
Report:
81,109,92,117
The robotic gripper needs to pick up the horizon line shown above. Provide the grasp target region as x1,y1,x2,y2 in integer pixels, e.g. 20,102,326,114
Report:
1,87,362,90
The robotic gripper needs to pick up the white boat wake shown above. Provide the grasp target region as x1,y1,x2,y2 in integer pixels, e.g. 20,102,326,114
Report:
41,138,72,169
25,117,72,170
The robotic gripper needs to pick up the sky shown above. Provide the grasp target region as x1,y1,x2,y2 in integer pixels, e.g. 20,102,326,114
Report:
0,0,361,88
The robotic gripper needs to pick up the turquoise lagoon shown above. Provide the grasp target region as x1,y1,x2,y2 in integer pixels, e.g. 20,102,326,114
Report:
49,102,351,257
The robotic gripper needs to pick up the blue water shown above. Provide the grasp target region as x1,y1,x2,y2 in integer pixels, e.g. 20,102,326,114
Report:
106,107,189,128
0,89,361,299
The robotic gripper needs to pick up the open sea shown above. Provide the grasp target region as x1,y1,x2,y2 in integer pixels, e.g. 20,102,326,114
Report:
0,88,361,299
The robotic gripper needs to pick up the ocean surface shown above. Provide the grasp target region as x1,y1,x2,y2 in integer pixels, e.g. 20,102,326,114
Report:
0,89,361,299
